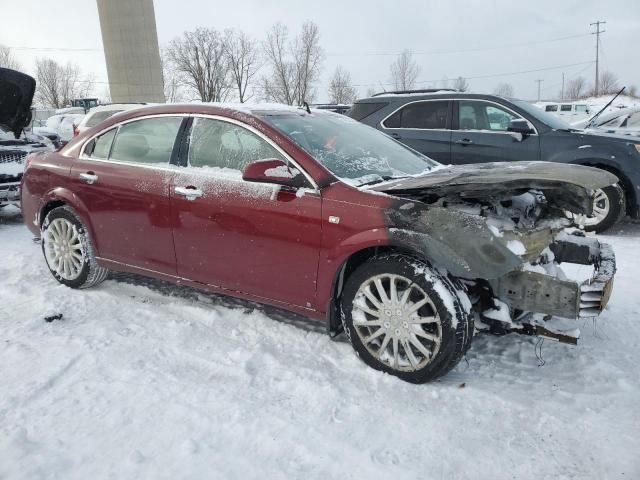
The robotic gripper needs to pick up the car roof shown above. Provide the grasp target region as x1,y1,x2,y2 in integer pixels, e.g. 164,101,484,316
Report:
353,91,515,103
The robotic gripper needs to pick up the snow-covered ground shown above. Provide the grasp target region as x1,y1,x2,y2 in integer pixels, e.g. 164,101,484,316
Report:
1,205,638,479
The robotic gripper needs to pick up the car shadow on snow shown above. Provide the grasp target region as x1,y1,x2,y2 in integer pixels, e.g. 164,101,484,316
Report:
108,271,331,337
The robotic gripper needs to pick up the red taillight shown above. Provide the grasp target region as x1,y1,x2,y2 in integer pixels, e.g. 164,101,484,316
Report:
73,124,80,136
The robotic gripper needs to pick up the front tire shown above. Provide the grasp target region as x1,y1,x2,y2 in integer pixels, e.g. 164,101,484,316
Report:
341,254,472,383
582,185,624,233
41,206,109,288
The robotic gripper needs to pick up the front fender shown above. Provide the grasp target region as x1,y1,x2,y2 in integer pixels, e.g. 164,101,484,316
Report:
386,206,521,279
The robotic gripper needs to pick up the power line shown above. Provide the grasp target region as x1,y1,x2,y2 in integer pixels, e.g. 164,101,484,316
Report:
6,32,591,57
346,60,594,89
326,33,591,57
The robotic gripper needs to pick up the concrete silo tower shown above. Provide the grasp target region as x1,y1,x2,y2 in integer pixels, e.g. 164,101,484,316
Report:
96,0,165,103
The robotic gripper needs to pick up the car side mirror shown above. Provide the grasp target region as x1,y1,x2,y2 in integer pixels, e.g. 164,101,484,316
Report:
507,119,534,135
242,159,307,189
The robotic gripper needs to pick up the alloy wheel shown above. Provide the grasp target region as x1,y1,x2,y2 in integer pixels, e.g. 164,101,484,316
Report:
43,218,85,281
351,273,443,372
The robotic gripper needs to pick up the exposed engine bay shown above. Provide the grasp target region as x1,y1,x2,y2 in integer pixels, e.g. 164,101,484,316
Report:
373,163,618,344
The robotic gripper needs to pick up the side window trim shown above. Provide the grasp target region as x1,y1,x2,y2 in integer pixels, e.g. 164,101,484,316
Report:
453,99,538,135
380,99,453,131
184,114,318,190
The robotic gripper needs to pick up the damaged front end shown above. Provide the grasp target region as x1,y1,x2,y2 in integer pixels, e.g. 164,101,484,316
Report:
372,161,618,344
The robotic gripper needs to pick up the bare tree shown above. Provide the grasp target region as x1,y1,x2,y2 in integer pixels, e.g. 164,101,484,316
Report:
160,48,184,103
167,27,231,102
35,58,93,108
598,71,620,95
452,76,469,92
262,21,323,105
224,29,261,103
493,82,514,97
328,66,357,104
0,45,21,70
390,50,420,91
565,76,586,100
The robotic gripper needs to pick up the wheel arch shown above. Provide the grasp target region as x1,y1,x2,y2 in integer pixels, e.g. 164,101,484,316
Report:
325,243,429,335
39,189,98,252
573,159,637,217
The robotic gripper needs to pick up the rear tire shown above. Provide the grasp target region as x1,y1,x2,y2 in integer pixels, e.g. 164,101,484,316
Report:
41,206,109,289
341,253,471,383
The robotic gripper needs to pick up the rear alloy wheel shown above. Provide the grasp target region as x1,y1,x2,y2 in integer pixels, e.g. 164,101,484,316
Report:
42,206,109,288
572,184,624,233
341,254,471,383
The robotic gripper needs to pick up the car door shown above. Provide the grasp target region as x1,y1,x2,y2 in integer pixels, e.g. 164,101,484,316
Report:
170,116,323,310
380,100,452,163
69,115,185,274
451,99,540,164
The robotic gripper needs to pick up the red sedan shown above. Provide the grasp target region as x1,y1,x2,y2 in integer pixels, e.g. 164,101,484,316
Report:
21,103,616,382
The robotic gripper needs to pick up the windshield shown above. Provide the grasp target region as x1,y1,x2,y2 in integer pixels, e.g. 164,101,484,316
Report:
511,100,573,130
261,112,438,185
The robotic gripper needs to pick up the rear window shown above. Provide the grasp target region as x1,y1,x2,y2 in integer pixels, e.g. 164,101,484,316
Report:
87,110,122,127
383,101,449,129
347,102,388,121
545,105,558,112
560,105,572,112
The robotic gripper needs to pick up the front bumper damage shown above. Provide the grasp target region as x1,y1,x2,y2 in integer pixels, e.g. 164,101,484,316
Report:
488,232,616,341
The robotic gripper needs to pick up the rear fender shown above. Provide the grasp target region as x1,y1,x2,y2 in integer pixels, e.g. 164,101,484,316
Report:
40,188,98,252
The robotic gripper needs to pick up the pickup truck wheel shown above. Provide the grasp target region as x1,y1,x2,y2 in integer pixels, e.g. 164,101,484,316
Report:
341,254,471,383
41,206,109,289
580,185,624,233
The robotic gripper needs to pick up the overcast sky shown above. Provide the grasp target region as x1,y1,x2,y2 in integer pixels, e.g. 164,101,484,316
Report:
1,0,638,102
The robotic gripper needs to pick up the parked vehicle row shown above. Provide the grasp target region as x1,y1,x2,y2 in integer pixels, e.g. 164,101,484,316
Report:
349,90,640,232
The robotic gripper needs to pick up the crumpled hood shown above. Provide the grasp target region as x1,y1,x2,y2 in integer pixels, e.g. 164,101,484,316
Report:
0,67,36,139
369,161,619,214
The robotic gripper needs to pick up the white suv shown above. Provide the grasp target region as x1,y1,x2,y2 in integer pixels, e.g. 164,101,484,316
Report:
75,104,147,136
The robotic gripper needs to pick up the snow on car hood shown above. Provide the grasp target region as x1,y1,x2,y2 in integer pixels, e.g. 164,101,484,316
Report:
0,67,36,139
368,161,619,214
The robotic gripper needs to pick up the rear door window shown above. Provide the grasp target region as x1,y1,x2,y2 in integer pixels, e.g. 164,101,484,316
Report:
545,105,558,112
383,101,449,129
109,117,182,164
560,105,572,112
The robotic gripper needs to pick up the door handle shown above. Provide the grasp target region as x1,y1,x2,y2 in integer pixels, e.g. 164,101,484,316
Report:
79,172,98,184
175,186,203,200
455,138,474,146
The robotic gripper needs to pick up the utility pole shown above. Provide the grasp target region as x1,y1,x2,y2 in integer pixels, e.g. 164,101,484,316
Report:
590,20,606,96
561,72,565,100
535,79,543,102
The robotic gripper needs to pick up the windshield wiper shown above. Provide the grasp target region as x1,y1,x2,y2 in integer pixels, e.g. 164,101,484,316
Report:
357,175,403,187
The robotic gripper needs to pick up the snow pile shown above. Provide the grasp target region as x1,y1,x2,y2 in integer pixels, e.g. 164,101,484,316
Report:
0,207,639,479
